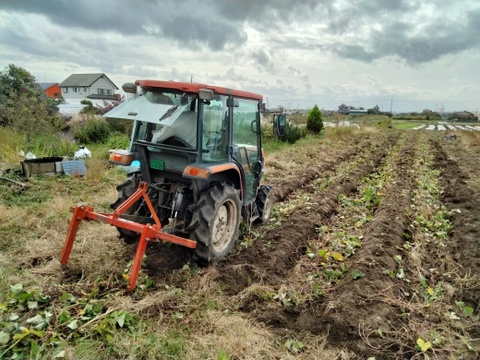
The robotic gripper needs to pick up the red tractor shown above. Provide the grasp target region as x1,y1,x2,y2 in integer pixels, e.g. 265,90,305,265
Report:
60,80,274,289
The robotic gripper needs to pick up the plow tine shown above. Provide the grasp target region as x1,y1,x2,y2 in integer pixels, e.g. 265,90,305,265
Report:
128,225,150,291
60,206,90,264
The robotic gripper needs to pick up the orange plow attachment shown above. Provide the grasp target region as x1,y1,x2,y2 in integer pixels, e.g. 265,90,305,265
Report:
60,182,196,290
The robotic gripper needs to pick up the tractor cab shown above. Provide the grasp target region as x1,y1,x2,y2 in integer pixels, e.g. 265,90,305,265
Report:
106,81,264,203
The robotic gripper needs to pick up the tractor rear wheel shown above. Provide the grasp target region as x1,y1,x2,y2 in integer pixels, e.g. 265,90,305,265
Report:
189,183,241,262
110,173,142,244
254,185,274,224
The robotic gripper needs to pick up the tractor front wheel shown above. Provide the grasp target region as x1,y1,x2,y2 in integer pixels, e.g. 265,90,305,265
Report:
189,183,241,262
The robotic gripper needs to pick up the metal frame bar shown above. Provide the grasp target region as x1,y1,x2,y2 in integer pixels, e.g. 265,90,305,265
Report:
60,182,196,290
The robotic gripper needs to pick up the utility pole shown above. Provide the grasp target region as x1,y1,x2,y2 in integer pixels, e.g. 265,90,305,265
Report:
390,98,393,113
190,74,193,83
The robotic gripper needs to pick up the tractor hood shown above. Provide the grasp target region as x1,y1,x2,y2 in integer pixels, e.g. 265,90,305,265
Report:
103,93,190,126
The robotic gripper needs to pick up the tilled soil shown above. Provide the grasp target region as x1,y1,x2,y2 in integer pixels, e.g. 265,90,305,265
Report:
121,130,480,358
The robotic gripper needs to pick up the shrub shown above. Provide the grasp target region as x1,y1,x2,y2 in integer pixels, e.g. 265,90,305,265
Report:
283,123,307,144
307,105,324,134
377,117,392,128
261,123,277,143
106,132,131,150
80,100,99,114
0,127,77,161
73,117,112,144
106,118,133,135
26,133,78,158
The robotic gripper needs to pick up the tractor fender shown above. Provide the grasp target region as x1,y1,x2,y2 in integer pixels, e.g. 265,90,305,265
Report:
183,163,243,200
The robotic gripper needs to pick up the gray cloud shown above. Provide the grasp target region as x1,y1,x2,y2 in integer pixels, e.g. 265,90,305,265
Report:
286,66,312,91
3,0,479,65
1,0,247,50
329,7,480,65
250,50,274,72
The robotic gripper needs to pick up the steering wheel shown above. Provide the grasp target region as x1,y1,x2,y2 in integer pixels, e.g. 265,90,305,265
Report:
205,130,224,151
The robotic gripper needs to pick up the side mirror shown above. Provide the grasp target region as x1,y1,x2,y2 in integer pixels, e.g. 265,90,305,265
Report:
253,160,263,177
273,114,286,136
122,83,137,94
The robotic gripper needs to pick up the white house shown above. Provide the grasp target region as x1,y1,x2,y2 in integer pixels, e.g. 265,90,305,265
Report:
59,73,119,104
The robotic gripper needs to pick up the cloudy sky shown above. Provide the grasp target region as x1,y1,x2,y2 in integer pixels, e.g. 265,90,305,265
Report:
1,0,479,113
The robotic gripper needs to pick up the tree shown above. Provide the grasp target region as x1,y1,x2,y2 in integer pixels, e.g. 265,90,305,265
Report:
0,64,39,96
307,104,323,134
367,105,380,114
0,64,62,134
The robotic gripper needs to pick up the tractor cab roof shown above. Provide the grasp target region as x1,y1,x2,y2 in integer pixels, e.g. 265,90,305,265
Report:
135,80,263,101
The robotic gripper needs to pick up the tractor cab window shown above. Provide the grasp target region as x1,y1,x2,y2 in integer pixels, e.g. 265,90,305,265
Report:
136,90,198,148
200,94,228,162
232,98,260,201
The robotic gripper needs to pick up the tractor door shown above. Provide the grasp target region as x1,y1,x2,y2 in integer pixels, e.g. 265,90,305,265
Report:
231,98,261,202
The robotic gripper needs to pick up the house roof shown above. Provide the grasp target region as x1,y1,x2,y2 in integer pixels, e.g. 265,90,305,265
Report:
39,82,58,90
87,94,118,101
59,73,119,89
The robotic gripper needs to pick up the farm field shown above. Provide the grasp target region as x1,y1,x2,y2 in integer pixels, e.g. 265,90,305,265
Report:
412,124,480,131
0,127,479,359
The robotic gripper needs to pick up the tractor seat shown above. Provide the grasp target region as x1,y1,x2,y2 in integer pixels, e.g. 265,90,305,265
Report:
162,136,193,148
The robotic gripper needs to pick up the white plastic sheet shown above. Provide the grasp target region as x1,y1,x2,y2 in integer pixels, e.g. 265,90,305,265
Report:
74,146,92,159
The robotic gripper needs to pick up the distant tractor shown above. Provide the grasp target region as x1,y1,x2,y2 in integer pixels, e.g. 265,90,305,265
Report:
60,80,274,289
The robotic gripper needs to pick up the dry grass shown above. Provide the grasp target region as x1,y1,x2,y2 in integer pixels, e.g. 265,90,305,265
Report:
0,127,25,163
458,130,480,148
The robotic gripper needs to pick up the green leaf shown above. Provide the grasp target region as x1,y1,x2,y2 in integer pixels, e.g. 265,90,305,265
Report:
416,338,432,352
352,269,365,280
58,310,71,324
0,331,10,345
67,320,79,330
17,291,34,303
9,283,23,295
26,314,44,325
116,313,125,328
53,350,66,359
28,301,38,310
396,268,406,280
60,292,75,303
284,339,304,354
463,307,474,317
30,340,41,357
432,337,444,345
455,300,465,309
332,252,343,261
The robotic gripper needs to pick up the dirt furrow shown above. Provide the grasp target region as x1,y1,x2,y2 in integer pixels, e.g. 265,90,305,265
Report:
267,132,398,202
433,140,480,317
217,135,396,295
246,133,419,358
